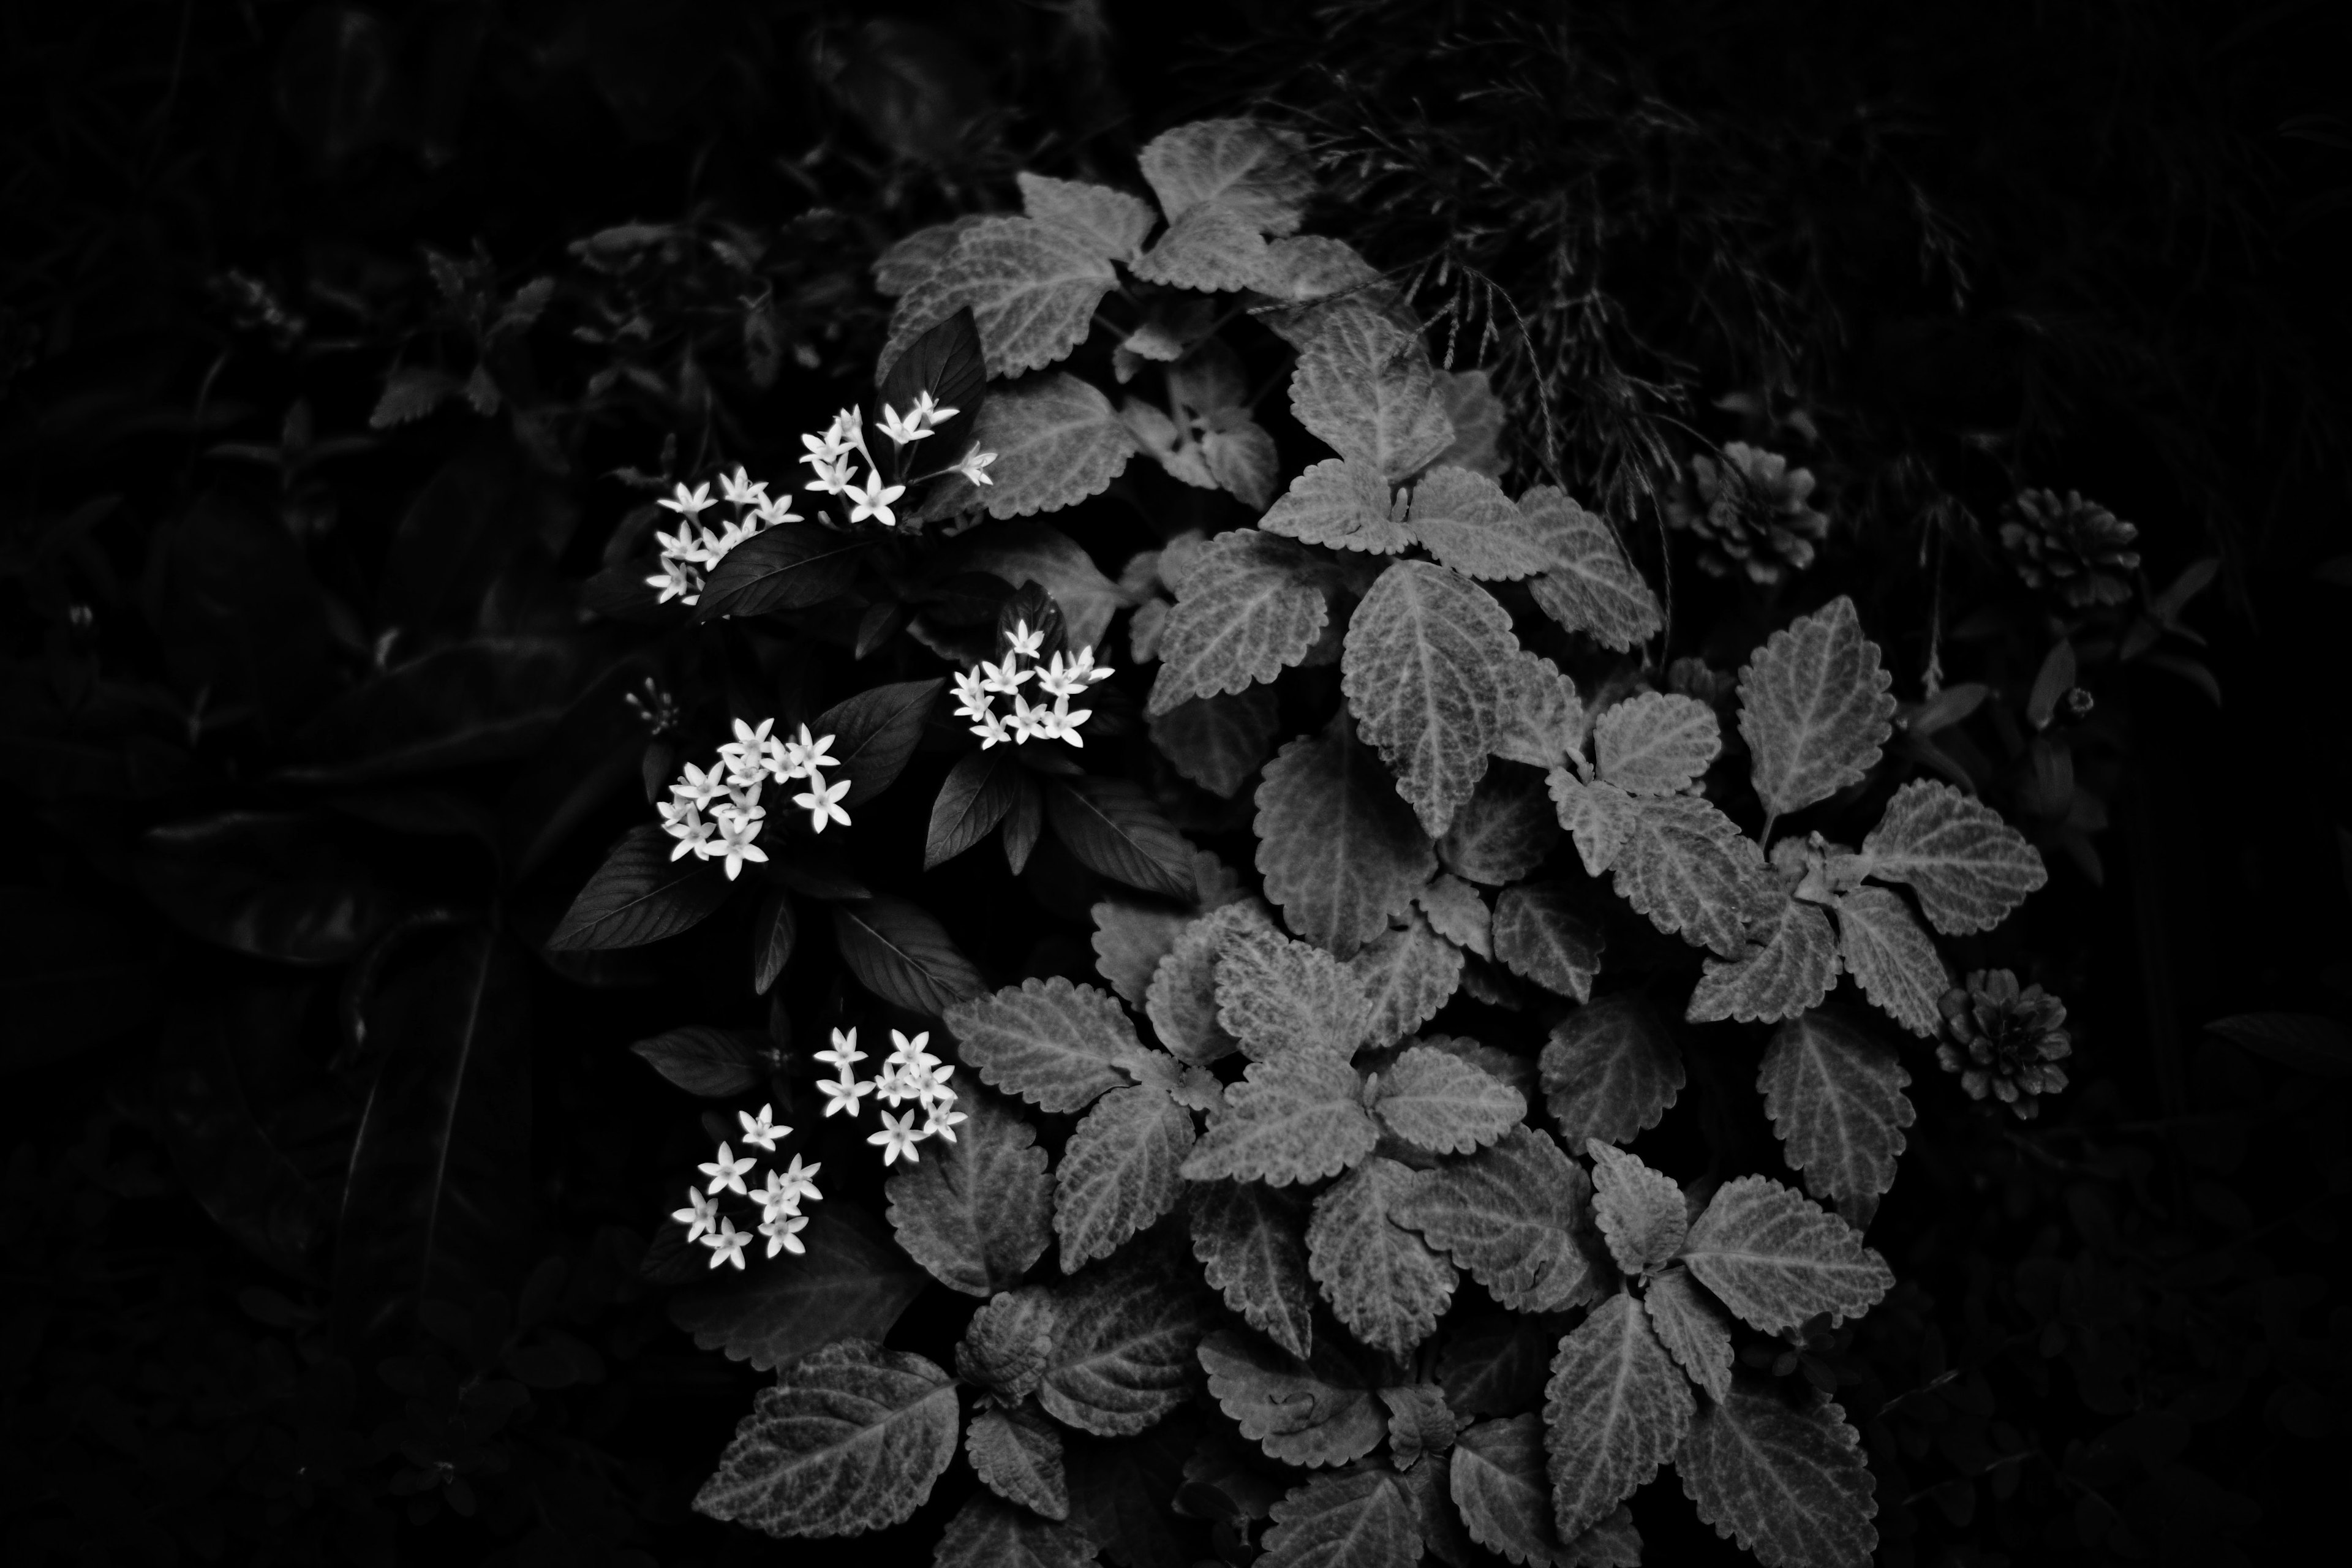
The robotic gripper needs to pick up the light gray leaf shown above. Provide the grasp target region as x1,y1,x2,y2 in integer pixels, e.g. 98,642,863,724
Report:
1759,1009,1914,1209
1408,466,1554,580
914,372,1137,522
1450,1414,1576,1567
1147,529,1330,717
1190,1179,1316,1357
1564,1507,1643,1567
1382,1382,1460,1470
1307,1157,1460,1359
1372,1043,1526,1155
1250,234,1384,300
1678,1385,1878,1568
1260,1469,1422,1568
1199,1327,1386,1468
1057,1085,1196,1271
693,1339,959,1537
884,217,1115,379
1137,118,1313,235
1343,560,1518,838
1493,652,1584,769
1539,995,1684,1147
935,1491,1098,1568
949,522,1128,649
1737,597,1894,819
1547,769,1636,877
1491,883,1603,1002
1216,923,1373,1060
1833,887,1947,1038
1431,369,1508,478
886,1091,1055,1297
1019,171,1155,263
1146,900,1274,1064
1586,1140,1689,1277
1151,684,1282,799
1256,715,1439,959
668,1207,929,1373
1392,1126,1601,1313
1592,692,1720,797
1643,1267,1735,1403
1611,793,1770,957
1680,1176,1896,1333
967,1402,1071,1520
1415,874,1492,959
1542,1292,1695,1539
873,216,985,296
956,1286,1057,1398
1439,771,1564,886
1856,779,2048,935
1091,900,1193,1006
948,977,1155,1114
1129,200,1270,292
1040,1246,1213,1437
1349,914,1466,1047
1182,1048,1379,1186
1261,454,1414,554
1687,895,1839,1025
1419,1034,1540,1102
1520,488,1661,650
1291,306,1455,481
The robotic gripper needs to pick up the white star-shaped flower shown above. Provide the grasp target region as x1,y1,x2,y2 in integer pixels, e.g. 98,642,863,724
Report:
773,1154,822,1207
794,775,851,833
951,668,993,723
876,402,933,446
674,761,726,809
1052,697,1090,747
971,710,1011,749
666,812,715,861
709,815,769,880
803,454,856,495
749,1168,797,1221
657,481,715,517
870,1061,915,1110
699,1141,756,1196
923,1102,968,1143
718,466,767,507
1006,694,1048,744
979,657,1028,697
704,1216,750,1270
817,1073,872,1118
1005,620,1044,660
644,560,698,604
868,1109,924,1166
753,492,802,526
952,449,997,487
815,1027,865,1072
670,1186,718,1242
760,1211,809,1258
737,1103,785,1152
844,470,907,527
911,390,958,425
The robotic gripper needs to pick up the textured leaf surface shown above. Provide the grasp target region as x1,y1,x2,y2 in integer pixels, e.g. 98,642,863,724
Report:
1151,685,1280,798
1057,1085,1195,1271
873,216,984,296
1041,1248,1212,1437
1260,456,1412,554
1439,1313,1559,1418
1439,771,1562,887
1306,1157,1460,1359
1091,900,1192,1006
1199,1329,1385,1468
935,1496,1096,1567
1542,1292,1694,1539
834,897,986,1016
1373,1044,1526,1155
1611,793,1768,957
1065,1420,1197,1568
1493,653,1583,770
693,1340,959,1537
1409,466,1553,580
1643,1267,1735,1403
1687,895,1839,1025
1450,1414,1577,1567
893,217,1117,379
952,522,1127,649
1291,307,1454,481
1520,489,1660,650
1834,887,1947,1037
1382,1383,1458,1471
1347,914,1464,1046
948,977,1152,1114
957,1286,1058,1398
1680,1177,1894,1332
1416,874,1492,959
1343,561,1517,837
1540,996,1684,1146
886,1092,1054,1296
966,1404,1071,1521
1586,1141,1689,1276
1138,118,1313,235
1548,772,1635,876
1678,1386,1877,1568
1049,777,1197,901
1183,1048,1378,1186
669,1207,927,1371
1147,530,1329,715
916,372,1137,522
1738,598,1894,818
1759,1011,1914,1208
1215,925,1370,1060
1261,1470,1420,1568
1491,883,1603,1002
1147,901,1272,1064
1393,1127,1599,1313
1255,718,1438,959
1593,693,1720,797
1131,200,1271,292
1190,1180,1316,1357
1858,780,2048,934
1019,170,1155,262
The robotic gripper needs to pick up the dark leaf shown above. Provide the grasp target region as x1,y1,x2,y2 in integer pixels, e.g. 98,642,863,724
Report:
752,886,797,994
1041,1243,1214,1438
0,888,159,1068
934,1490,1096,1567
147,495,331,739
881,307,990,482
2204,1012,2352,1077
1049,777,1198,900
630,1026,771,1098
814,678,946,805
927,748,1025,869
1189,1180,1316,1359
548,824,731,951
835,896,987,1016
671,1205,929,1370
695,524,872,621
284,637,588,784
135,811,392,965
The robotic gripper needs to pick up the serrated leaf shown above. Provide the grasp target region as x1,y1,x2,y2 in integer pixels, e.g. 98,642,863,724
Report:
834,897,986,1017
967,1403,1072,1520
548,824,729,950
1182,1048,1378,1185
1306,1157,1460,1359
1348,914,1464,1046
1147,901,1274,1064
948,976,1153,1114
1491,884,1603,1002
1642,1267,1734,1403
1019,171,1155,262
886,1091,1054,1296
669,1207,927,1371
1251,234,1384,301
630,1025,768,1098
1494,653,1583,769
1520,489,1660,650
1439,771,1563,886
1542,1292,1694,1540
1856,780,2048,934
1261,455,1414,554
1451,1414,1581,1567
1139,118,1313,235
1373,1044,1526,1155
1611,793,1770,957
916,373,1137,522
1547,771,1635,876
1738,598,1895,818
1679,1176,1895,1333
1539,996,1684,1147
1760,1010,1914,1209
1439,1313,1558,1417
1147,530,1330,716
1592,693,1720,797
874,216,985,296
1131,200,1270,291
1833,887,1947,1037
1393,1127,1600,1313
1205,418,1280,510
951,521,1128,649
1687,895,1839,1025
888,217,1117,379
1677,1385,1877,1568
1409,467,1553,580
1416,874,1492,958
693,1339,959,1537
957,1286,1058,1398
1261,1469,1421,1568
1291,306,1455,481
1049,777,1199,900
936,1490,1098,1567
1255,716,1439,959
1057,1085,1195,1271
1422,1034,1539,1101
1190,1180,1316,1357
1216,924,1371,1060
1383,1383,1459,1470
1040,1246,1213,1437
1586,1141,1688,1276
1199,1328,1385,1468
1343,561,1517,838
1151,685,1280,798
1091,900,1193,1006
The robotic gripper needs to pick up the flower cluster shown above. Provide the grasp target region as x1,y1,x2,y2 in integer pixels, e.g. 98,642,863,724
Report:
646,466,799,608
799,395,997,530
951,620,1114,749
813,1027,965,1164
658,717,849,878
670,1103,821,1270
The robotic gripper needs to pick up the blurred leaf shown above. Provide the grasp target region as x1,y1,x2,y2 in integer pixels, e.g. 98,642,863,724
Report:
548,823,731,951
145,495,333,740
0,886,159,1068
380,441,568,646
631,1026,772,1098
285,636,588,784
2204,1012,2352,1077
669,1205,927,1370
274,2,396,167
136,811,393,965
497,655,655,878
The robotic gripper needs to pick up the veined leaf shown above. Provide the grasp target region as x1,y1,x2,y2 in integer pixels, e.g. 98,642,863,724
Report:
1540,995,1684,1147
1152,685,1281,798
752,886,796,995
1408,466,1552,581
1677,1384,1877,1568
1131,200,1270,292
1252,234,1384,301
1260,1469,1421,1568
948,976,1153,1113
1493,652,1583,770
935,1490,1096,1567
693,523,870,622
1611,793,1769,957
1382,1383,1459,1471
914,373,1137,522
888,216,1116,379
1040,1245,1213,1437
1856,780,2048,934
1643,1266,1735,1403
1343,560,1518,838
957,1286,1058,1398
1199,1328,1385,1468
1348,914,1464,1046
1306,1157,1460,1359
927,747,1025,870
1091,899,1193,1006
1147,900,1273,1064
1416,873,1492,959
1255,716,1438,959
834,897,986,1017
1216,924,1371,1060
1057,1085,1195,1271
1291,305,1455,481
1586,1140,1689,1277
1393,1126,1600,1313
1687,895,1839,1025
1373,1043,1526,1155
1548,770,1636,877
951,521,1126,649
1205,418,1280,510
630,1025,769,1098
669,1206,927,1371
1147,530,1330,716
1520,488,1660,650
1833,887,1946,1037
966,1404,1072,1521
1190,1180,1316,1358
1592,693,1719,797
1738,597,1894,818
1759,1009,1914,1210
1491,883,1603,1002
1439,1312,1559,1418
1139,118,1313,235
1542,1292,1694,1539
1450,1414,1581,1568
1049,777,1198,900
692,1339,959,1537
548,823,729,951
1019,170,1155,262
1261,455,1412,554
875,216,986,296
812,678,943,806
1182,1047,1378,1186
1439,771,1562,887
886,1091,1054,1297
1680,1176,1895,1333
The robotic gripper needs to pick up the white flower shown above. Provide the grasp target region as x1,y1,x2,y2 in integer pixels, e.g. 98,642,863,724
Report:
888,1030,938,1071
777,725,837,780
979,657,1029,697
754,491,803,526
773,1154,823,1207
844,470,908,527
910,390,959,426
709,815,769,880
658,481,715,518
670,1186,718,1242
721,717,775,775
952,449,998,487
657,796,699,832
699,1141,757,1196
803,454,858,496
815,1027,865,1072
793,775,851,833
704,1216,750,1270
870,1062,916,1110
718,466,767,507
1005,620,1045,660
951,669,993,723
646,560,699,604
749,1168,796,1221
868,1109,925,1166
760,1211,809,1258
817,1073,872,1118
1006,694,1047,744
717,781,766,826
1052,697,1090,747
674,761,727,809
876,402,932,447
666,811,715,861
970,710,1011,748
923,1102,968,1143
737,1103,785,1152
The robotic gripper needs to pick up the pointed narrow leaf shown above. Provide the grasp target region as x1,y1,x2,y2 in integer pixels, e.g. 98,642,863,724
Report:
548,823,729,950
1216,924,1370,1060
1542,1292,1694,1539
1261,1469,1421,1568
1687,895,1839,1024
1857,779,2048,934
1680,1176,1894,1332
1491,883,1603,1002
1261,455,1412,554
1348,914,1464,1047
948,976,1152,1112
925,750,1024,869
693,524,871,622
813,679,945,805
1291,307,1454,481
965,1405,1072,1522
1306,1157,1459,1359
1255,717,1438,959
1057,1085,1194,1271
1540,995,1684,1146
1439,771,1562,887
752,886,796,995
1759,1010,1914,1209
1392,1127,1600,1313
1199,1328,1385,1468
1611,793,1769,957
1343,561,1517,838
1049,777,1198,900
889,217,1117,379
1373,1044,1525,1155
835,897,986,1017
1520,488,1660,650
1147,530,1330,716
1147,900,1273,1064
669,1207,928,1370
1738,598,1895,818
1409,466,1553,581
886,1091,1054,1296
1191,1180,1316,1358
1643,1267,1734,1403
1586,1141,1689,1276
1183,1048,1378,1186
630,1026,769,1098
1677,1385,1877,1568
1593,693,1720,797
1019,170,1155,262
1040,1247,1213,1437
1450,1414,1575,1567
1833,887,1946,1037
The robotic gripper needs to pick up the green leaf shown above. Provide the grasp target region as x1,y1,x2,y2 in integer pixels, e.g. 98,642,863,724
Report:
1393,1126,1601,1313
1585,1140,1688,1277
1057,1085,1196,1272
1542,1292,1694,1540
1261,454,1414,554
929,748,1026,869
1373,1044,1526,1155
1091,900,1193,1006
1440,1312,1560,1418
1147,901,1274,1064
1592,693,1720,797
834,897,987,1017
1139,118,1313,235
1147,530,1331,717
1343,560,1518,837
936,1491,1098,1567
1610,793,1770,957
694,524,872,622
1856,780,2048,935
2204,1012,2352,1078
548,823,730,950
1261,1468,1422,1568
1759,1010,1914,1211
1216,924,1371,1060
886,1090,1054,1296
1199,1328,1385,1468
1439,771,1564,886
1131,201,1270,291
1040,1246,1213,1437
1409,467,1554,581
1520,489,1661,650
1190,1180,1316,1359
887,216,1117,379
1833,887,1947,1037
1540,995,1684,1147
1348,914,1465,1047
1306,1157,1460,1359
1019,171,1155,263
1256,715,1438,959
1642,1267,1734,1403
670,1206,928,1370
1737,597,1895,818
1491,883,1603,1002
1183,1048,1379,1185
1450,1414,1579,1567
1049,777,1198,900
813,678,944,806
693,1339,959,1538
1687,895,1839,1025
966,1405,1072,1522
948,976,1153,1114
1151,685,1281,798
1677,1384,1877,1568
957,1286,1058,1398
1416,874,1492,959
630,1025,769,1098
1679,1176,1895,1333
915,373,1139,522
1291,306,1455,481
1494,652,1584,770
1547,771,1635,876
